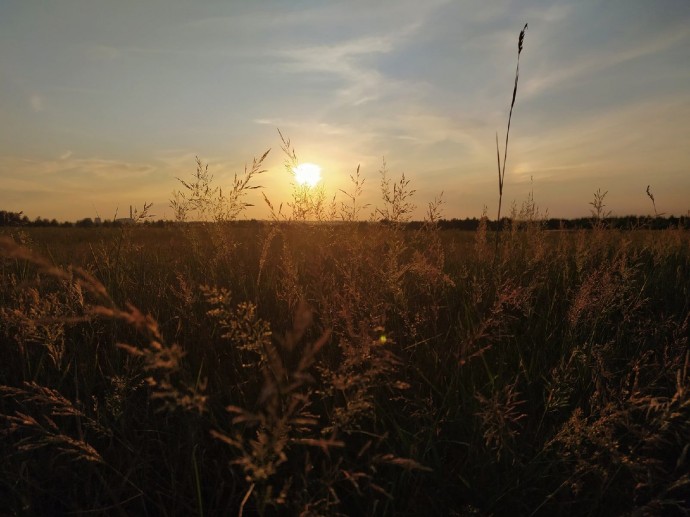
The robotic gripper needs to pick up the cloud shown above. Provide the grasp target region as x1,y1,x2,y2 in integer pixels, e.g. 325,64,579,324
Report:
253,11,480,161
275,26,421,107
523,21,690,98
0,154,180,220
510,92,690,191
0,155,162,188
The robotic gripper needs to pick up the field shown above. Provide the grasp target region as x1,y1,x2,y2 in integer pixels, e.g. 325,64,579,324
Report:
1,217,689,516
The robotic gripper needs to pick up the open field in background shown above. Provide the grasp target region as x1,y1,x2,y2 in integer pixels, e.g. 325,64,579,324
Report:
1,219,689,516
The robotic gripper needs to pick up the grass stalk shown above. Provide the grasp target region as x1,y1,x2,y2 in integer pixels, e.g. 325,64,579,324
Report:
496,23,528,225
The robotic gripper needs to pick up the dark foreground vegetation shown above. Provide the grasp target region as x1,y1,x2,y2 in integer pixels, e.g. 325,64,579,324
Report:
1,219,689,516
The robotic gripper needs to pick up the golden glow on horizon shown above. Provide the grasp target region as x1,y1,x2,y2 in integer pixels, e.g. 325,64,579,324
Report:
293,163,322,188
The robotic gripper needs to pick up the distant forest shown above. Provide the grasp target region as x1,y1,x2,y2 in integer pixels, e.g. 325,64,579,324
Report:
1,209,688,230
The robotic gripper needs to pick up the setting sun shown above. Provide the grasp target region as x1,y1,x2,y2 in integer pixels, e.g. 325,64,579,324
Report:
293,163,322,188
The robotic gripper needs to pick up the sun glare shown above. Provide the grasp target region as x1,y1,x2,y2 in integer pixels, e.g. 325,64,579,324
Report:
293,163,322,188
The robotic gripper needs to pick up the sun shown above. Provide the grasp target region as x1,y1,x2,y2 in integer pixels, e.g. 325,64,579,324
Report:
293,163,322,188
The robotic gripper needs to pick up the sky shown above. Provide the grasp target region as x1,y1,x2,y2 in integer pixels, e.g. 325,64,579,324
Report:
1,0,689,222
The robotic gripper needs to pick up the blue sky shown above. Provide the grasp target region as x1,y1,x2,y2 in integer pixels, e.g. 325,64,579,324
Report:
1,0,689,221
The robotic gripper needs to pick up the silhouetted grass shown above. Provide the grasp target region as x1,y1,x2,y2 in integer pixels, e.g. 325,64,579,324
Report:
1,215,688,515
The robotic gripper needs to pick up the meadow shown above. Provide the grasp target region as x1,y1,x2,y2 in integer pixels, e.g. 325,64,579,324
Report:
2,26,689,516
1,204,689,515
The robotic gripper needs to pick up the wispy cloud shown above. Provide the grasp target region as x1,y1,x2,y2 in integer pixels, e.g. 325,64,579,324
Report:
0,155,160,186
276,25,422,107
513,92,690,187
0,154,177,220
523,22,690,98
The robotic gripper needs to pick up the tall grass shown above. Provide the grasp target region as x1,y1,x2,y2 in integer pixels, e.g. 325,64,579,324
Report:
495,23,528,225
2,203,688,515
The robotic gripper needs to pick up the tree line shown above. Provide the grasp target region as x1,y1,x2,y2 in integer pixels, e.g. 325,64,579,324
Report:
1,209,687,230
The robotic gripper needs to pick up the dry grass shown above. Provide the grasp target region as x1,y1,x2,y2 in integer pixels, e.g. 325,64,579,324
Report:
1,202,688,515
